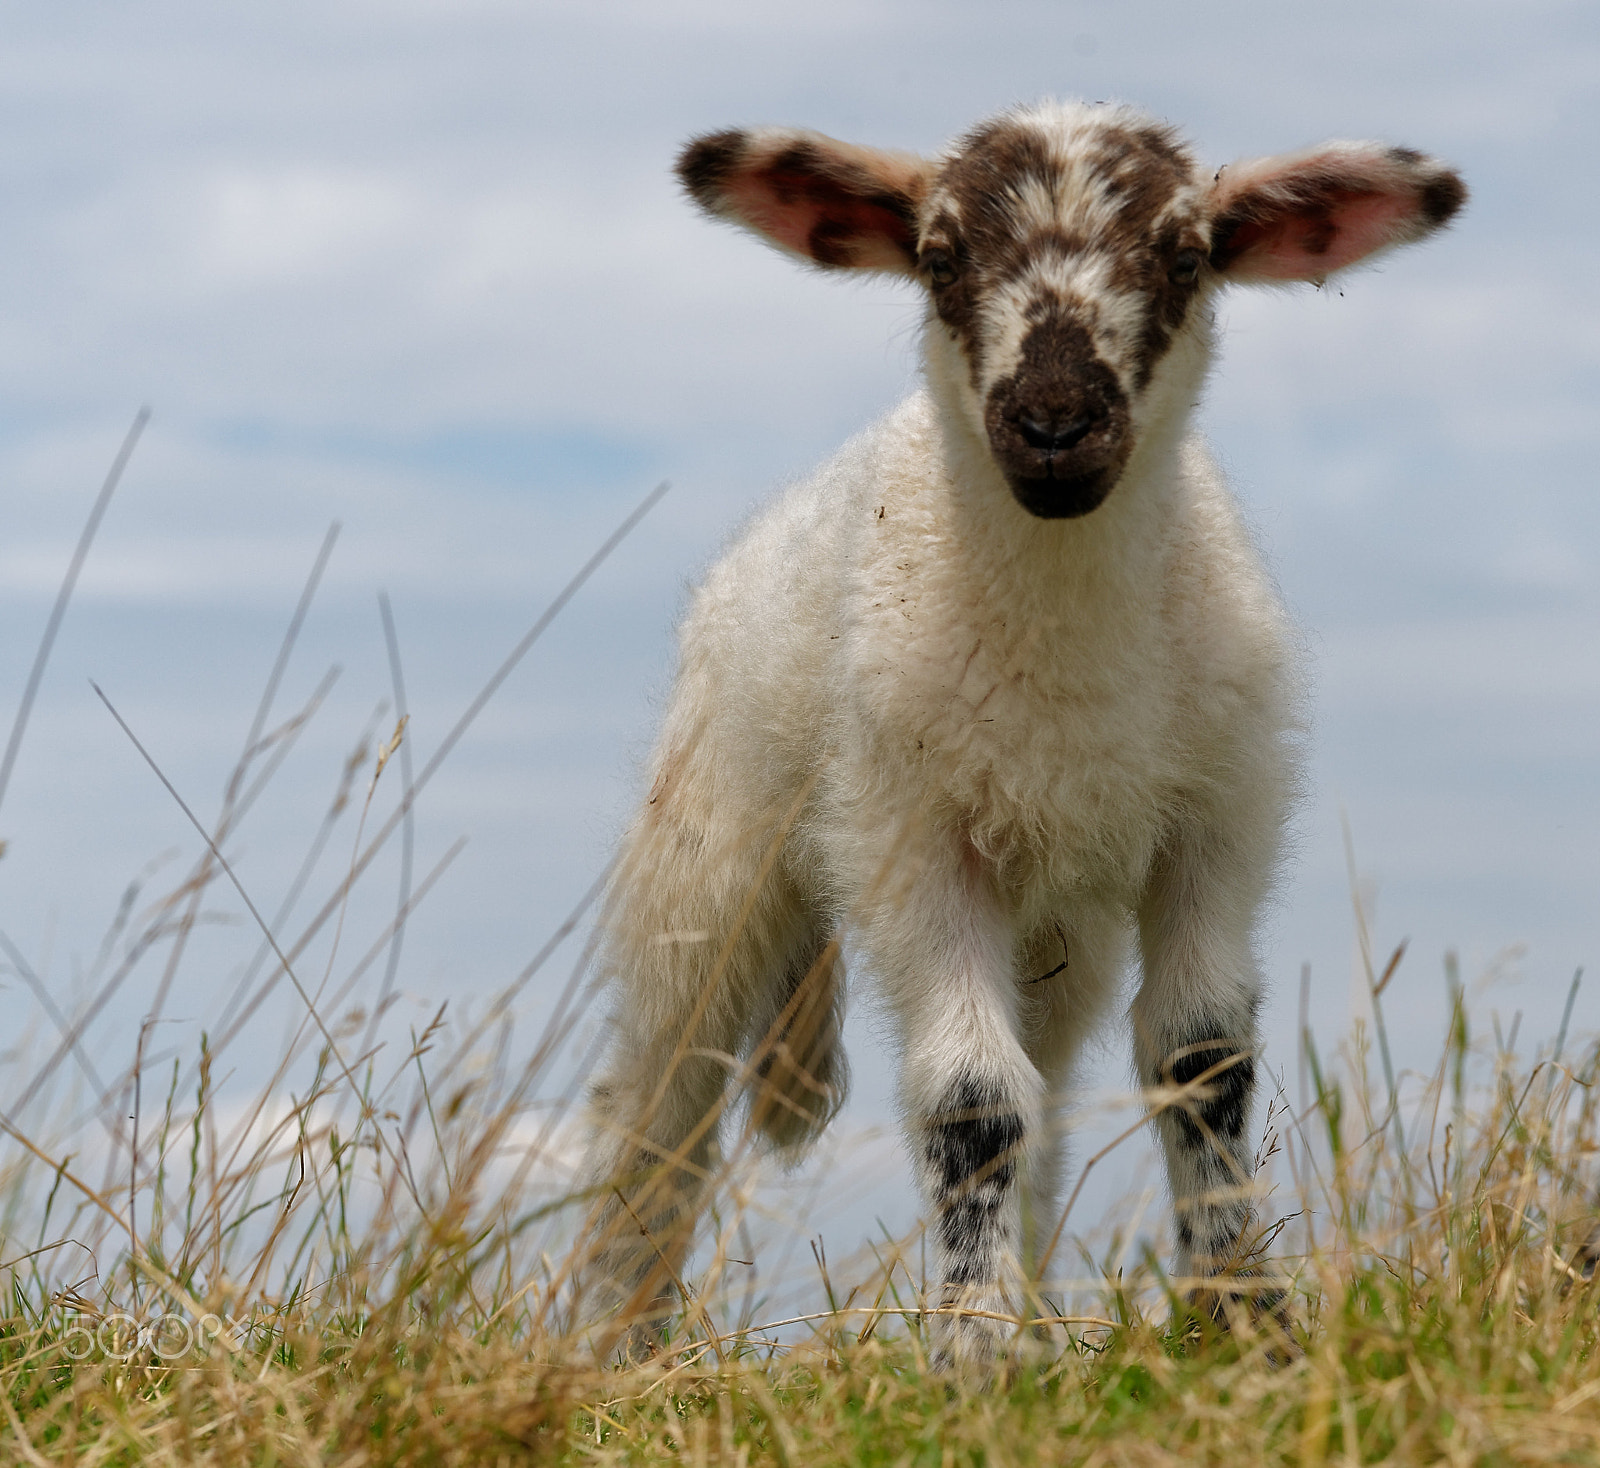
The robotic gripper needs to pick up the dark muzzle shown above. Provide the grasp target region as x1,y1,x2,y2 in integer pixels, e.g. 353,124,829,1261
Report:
983,316,1132,519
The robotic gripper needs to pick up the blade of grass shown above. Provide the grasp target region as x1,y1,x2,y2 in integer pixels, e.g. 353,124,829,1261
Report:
266,481,670,1001
145,523,342,1029
90,682,372,1126
366,590,415,1062
0,408,149,828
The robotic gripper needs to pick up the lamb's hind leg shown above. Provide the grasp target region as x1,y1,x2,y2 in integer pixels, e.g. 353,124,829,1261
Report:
579,788,817,1356
745,931,848,1152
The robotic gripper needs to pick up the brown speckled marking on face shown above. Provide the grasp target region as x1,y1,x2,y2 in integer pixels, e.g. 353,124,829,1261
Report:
920,118,1058,371
1130,226,1207,388
921,115,1204,389
1090,126,1208,387
1087,122,1193,256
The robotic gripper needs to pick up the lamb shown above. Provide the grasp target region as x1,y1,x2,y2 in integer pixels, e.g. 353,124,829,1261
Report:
577,100,1465,1367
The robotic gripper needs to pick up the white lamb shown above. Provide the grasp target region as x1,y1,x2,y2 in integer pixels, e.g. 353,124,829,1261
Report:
578,100,1464,1366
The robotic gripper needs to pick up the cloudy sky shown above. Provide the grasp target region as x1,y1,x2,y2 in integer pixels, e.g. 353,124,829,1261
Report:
2,1,1597,1268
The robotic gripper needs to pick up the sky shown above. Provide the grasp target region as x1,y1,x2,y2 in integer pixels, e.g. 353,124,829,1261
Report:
1,0,1597,1281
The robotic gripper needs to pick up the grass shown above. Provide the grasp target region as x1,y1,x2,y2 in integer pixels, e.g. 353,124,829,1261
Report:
5,994,1600,1467
5,450,1600,1464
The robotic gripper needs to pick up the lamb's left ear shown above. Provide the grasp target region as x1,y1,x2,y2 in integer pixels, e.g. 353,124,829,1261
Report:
677,127,933,273
1209,142,1466,283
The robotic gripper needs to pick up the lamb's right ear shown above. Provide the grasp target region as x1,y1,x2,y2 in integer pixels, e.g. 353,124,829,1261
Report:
676,127,932,274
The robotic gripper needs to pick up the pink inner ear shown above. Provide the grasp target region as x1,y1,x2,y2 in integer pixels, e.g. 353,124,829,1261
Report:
723,167,914,270
1230,189,1415,281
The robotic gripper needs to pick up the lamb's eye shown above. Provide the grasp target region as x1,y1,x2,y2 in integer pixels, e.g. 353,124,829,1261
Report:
923,250,958,287
1169,247,1202,286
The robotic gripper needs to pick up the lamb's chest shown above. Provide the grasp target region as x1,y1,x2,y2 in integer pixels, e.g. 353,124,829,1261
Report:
847,605,1187,891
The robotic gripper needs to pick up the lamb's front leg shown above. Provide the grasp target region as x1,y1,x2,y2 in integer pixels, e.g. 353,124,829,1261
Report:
1133,819,1273,1305
860,841,1042,1370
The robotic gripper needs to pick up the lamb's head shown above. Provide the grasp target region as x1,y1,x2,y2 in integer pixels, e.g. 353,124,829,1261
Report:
677,102,1465,520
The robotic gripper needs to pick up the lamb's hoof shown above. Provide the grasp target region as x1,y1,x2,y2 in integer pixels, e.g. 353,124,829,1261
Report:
591,1300,673,1368
1559,1221,1600,1293
1181,1276,1300,1366
928,1326,1007,1384
1579,1219,1600,1274
617,1322,664,1366
927,1297,1031,1386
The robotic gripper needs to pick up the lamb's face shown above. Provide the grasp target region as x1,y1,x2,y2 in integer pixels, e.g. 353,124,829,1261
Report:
677,105,1464,520
916,109,1208,519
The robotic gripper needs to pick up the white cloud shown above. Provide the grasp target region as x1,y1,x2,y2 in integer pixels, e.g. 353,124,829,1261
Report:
196,167,421,288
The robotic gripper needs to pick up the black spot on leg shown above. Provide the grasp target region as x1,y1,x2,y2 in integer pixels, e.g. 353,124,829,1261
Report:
927,1078,1024,1193
924,1078,1024,1268
941,1199,1003,1282
1165,1040,1255,1148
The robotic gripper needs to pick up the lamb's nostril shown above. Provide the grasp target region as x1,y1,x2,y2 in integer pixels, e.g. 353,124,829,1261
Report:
1018,413,1094,452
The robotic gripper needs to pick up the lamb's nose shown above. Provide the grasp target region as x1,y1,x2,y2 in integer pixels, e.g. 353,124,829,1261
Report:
1018,412,1094,452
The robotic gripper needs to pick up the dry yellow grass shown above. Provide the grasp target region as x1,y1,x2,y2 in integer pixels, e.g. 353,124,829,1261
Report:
4,867,1599,1468
6,464,1599,1465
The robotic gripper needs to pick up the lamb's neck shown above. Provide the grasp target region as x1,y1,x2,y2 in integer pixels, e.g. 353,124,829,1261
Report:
929,397,1188,635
